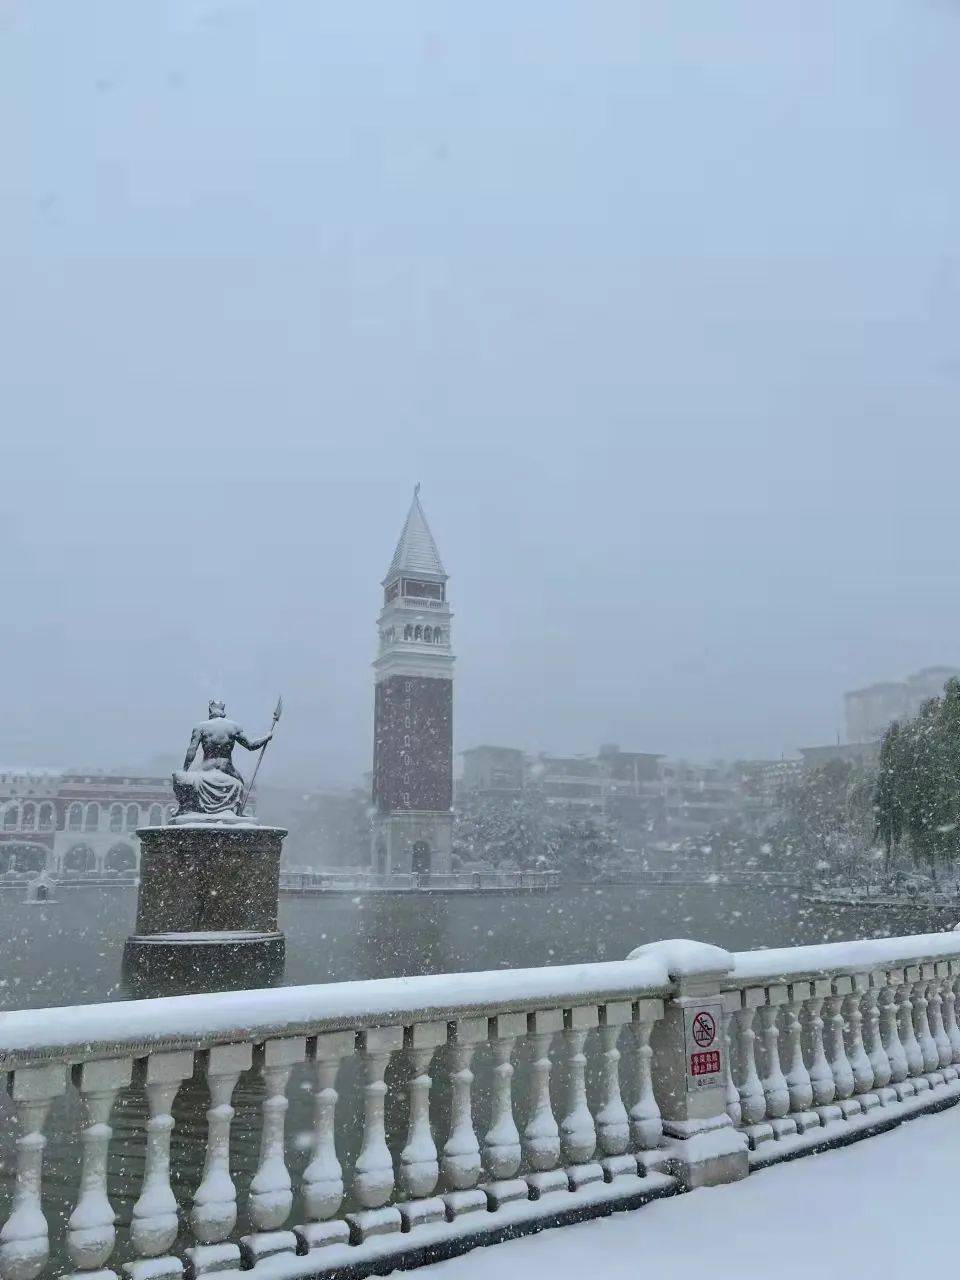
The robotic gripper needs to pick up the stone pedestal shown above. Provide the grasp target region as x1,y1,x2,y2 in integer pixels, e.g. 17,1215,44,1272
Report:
124,822,286,994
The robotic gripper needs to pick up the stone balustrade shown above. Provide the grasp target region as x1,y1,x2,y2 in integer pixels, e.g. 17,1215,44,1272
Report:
3,930,960,1280
718,934,960,1160
277,870,560,893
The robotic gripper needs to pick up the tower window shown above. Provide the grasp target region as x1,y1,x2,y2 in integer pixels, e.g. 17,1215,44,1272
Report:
424,626,432,643
402,579,443,601
404,625,413,640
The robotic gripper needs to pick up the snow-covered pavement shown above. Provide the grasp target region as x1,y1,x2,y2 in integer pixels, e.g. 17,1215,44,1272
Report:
418,1106,959,1280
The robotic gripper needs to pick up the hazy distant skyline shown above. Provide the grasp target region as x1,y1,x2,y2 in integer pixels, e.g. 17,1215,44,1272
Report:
3,2,960,786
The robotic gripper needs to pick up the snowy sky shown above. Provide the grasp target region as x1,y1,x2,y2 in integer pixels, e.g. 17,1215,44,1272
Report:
2,1,960,786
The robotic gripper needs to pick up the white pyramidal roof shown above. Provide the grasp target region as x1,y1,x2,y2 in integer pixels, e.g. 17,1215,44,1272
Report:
386,485,446,581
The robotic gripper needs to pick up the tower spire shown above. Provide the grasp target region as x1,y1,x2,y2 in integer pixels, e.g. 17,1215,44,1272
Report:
384,485,446,583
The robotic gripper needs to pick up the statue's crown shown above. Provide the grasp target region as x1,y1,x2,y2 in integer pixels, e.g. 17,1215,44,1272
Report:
208,699,226,716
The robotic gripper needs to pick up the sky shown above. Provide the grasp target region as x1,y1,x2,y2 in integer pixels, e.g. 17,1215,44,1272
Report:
2,0,960,787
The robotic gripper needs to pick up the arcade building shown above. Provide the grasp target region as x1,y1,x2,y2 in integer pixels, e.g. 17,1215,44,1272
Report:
0,771,173,875
371,487,454,875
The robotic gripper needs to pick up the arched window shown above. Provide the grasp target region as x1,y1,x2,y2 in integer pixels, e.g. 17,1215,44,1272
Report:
3,806,18,831
435,628,444,645
85,803,100,832
149,803,162,826
414,625,422,640
125,804,140,831
63,844,95,873
67,803,83,832
109,804,123,832
424,626,432,643
38,803,54,831
404,625,413,640
21,803,36,831
105,843,136,872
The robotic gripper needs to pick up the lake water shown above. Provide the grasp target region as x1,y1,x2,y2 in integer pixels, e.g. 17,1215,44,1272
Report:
2,881,956,1012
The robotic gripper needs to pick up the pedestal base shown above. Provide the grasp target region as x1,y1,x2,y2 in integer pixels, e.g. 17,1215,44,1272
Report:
123,930,285,995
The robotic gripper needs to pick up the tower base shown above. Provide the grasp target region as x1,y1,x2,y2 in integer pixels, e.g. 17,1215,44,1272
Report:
372,810,453,875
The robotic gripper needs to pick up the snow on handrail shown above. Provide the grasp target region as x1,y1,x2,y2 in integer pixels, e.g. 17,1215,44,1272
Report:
729,930,960,985
0,956,671,1069
5,930,960,1070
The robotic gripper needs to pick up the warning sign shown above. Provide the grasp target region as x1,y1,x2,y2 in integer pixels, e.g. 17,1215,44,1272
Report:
691,1011,717,1048
683,1003,724,1091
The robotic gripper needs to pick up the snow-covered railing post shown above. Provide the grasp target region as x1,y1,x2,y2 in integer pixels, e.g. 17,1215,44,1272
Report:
627,940,749,1188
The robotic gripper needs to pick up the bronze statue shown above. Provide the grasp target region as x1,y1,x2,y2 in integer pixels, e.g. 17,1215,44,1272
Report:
172,698,281,820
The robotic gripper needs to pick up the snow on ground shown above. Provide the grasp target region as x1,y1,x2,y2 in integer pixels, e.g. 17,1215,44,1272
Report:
417,1106,959,1280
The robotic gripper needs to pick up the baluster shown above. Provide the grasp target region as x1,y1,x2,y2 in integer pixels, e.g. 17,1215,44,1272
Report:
881,971,912,1100
560,1006,601,1188
941,962,960,1068
896,973,925,1088
348,1026,403,1241
397,1021,445,1229
242,1038,306,1263
189,1044,250,1250
801,982,836,1114
482,1013,526,1208
862,976,892,1102
441,1018,487,1218
824,981,856,1113
927,967,952,1074
66,1058,132,1278
0,1064,66,1280
130,1051,193,1262
721,994,741,1127
912,968,941,1081
757,990,791,1131
842,979,876,1105
782,983,816,1131
295,1030,354,1252
595,1002,634,1180
627,998,664,1154
732,995,768,1139
522,1009,566,1197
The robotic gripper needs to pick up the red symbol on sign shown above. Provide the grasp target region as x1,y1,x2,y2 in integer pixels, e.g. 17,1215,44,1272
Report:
692,1012,717,1048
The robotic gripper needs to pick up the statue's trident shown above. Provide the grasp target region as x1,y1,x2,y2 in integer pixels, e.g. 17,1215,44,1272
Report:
238,694,283,816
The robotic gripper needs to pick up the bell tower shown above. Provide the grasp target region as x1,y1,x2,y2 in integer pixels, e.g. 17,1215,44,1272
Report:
371,486,454,875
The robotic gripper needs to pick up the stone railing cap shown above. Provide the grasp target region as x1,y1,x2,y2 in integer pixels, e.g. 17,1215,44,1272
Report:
626,938,734,979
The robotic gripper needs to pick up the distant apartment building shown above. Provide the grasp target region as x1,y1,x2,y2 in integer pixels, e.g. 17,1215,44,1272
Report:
733,758,802,820
659,760,741,839
799,742,880,770
459,743,784,841
532,754,604,806
461,746,525,795
844,667,960,743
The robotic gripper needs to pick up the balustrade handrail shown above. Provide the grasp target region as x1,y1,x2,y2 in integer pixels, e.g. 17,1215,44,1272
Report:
0,956,671,1070
8,928,960,1280
726,931,960,987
